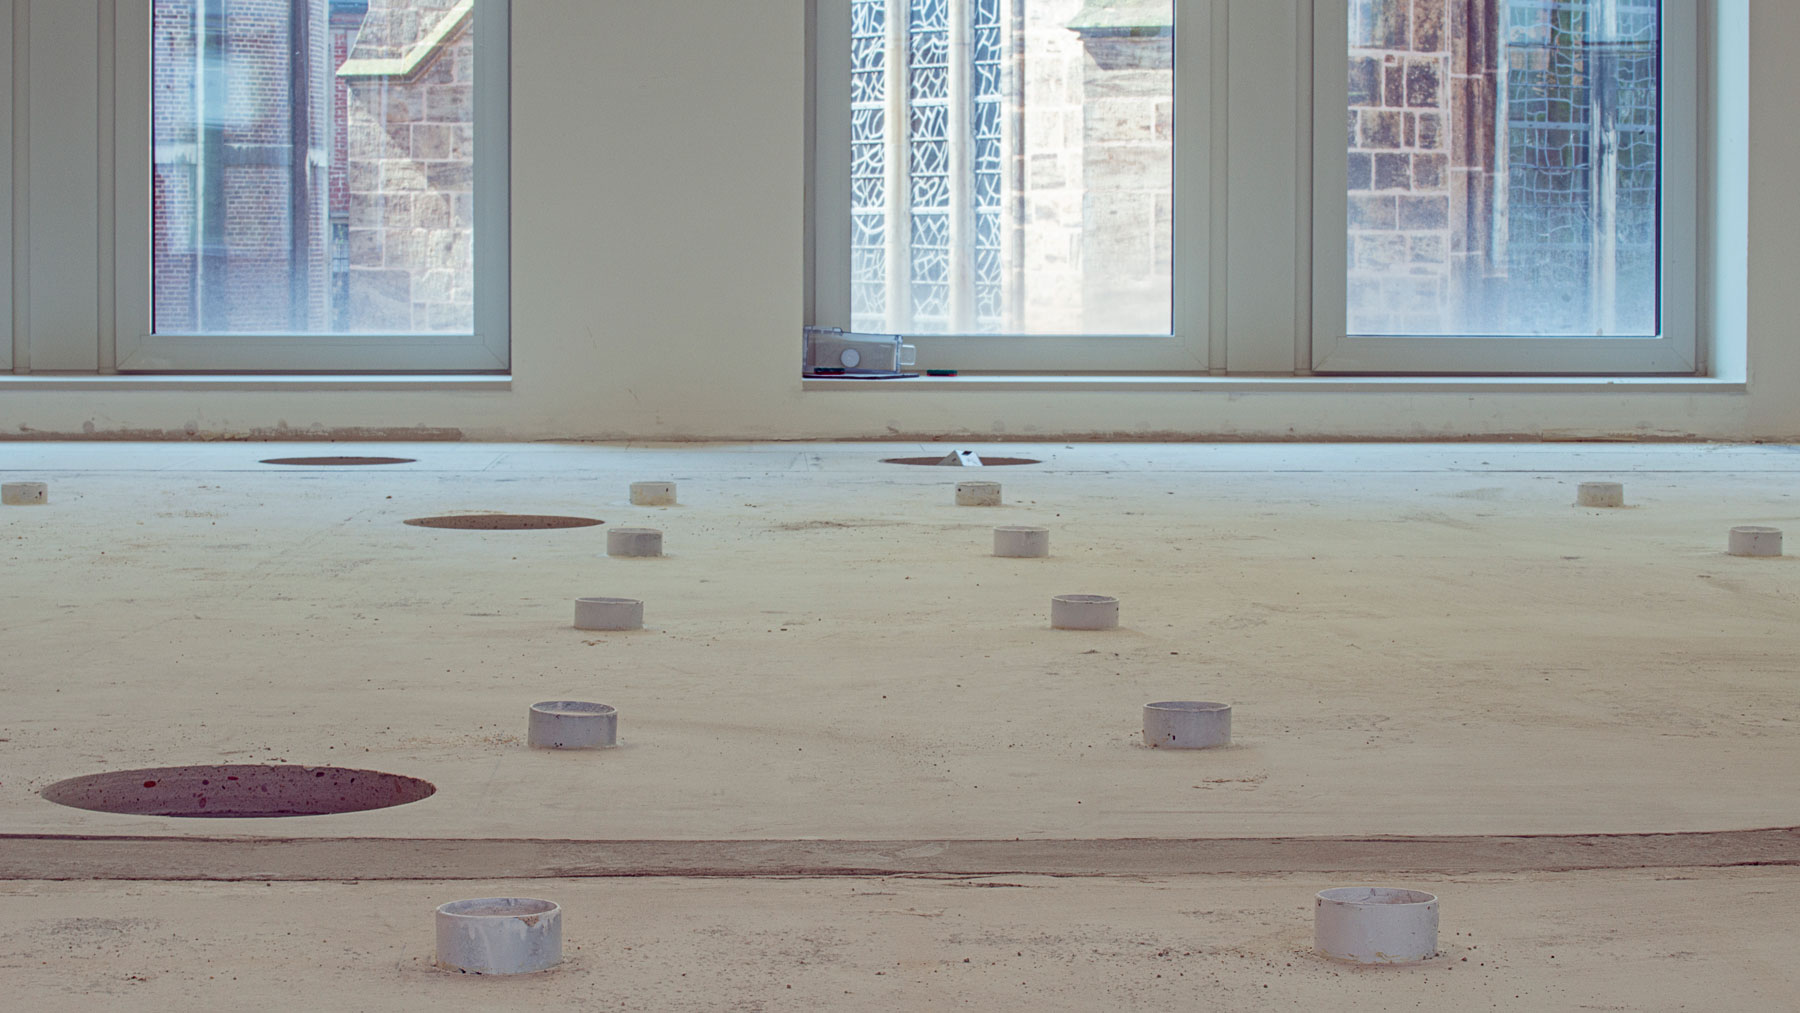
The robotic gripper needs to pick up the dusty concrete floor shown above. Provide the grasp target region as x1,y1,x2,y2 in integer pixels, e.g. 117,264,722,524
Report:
4,870,1798,1010
2,441,1798,1008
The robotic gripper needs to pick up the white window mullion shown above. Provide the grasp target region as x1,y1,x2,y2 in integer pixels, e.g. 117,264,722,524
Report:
883,0,911,331
113,0,510,374
947,0,973,333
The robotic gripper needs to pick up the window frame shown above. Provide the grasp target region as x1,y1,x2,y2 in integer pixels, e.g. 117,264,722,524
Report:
1309,0,1703,376
809,0,1710,379
111,0,511,374
808,0,1216,374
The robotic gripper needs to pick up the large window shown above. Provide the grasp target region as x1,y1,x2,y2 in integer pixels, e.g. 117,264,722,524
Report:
1313,0,1698,373
813,0,1209,373
115,0,510,372
811,0,1707,377
845,0,1173,336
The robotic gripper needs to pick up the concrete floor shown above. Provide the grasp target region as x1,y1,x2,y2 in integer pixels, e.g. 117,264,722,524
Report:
2,441,1798,1008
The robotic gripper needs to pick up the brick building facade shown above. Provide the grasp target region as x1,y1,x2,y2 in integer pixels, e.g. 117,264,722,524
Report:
1348,0,1660,336
152,0,332,332
151,0,474,335
1347,0,1492,336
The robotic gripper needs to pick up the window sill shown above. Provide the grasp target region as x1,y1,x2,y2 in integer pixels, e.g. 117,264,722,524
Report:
801,374,1747,394
0,374,512,392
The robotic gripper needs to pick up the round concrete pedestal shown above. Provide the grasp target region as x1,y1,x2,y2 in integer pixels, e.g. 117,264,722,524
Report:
527,701,618,749
435,897,563,974
574,597,644,631
1051,594,1119,630
1143,701,1232,749
1729,526,1783,557
1314,887,1439,965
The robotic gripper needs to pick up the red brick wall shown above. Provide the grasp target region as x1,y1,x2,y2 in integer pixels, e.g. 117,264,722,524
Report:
151,0,340,334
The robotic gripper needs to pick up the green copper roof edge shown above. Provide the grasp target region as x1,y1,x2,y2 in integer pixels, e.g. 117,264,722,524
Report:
337,0,474,82
1066,0,1174,32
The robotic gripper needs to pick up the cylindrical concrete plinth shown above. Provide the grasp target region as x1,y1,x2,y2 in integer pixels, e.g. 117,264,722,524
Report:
2,482,47,505
435,897,563,974
1729,526,1783,557
1051,594,1119,630
994,526,1049,558
573,597,644,631
1577,482,1625,508
956,481,1002,507
1314,887,1439,964
528,701,618,749
607,527,663,557
630,482,677,506
1143,701,1232,749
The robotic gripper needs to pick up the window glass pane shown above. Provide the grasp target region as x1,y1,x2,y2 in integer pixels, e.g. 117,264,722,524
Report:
152,0,477,335
850,0,1174,336
1345,0,1660,337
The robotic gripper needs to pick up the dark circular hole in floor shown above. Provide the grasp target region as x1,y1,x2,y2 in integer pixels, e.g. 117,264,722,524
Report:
882,456,1041,467
40,765,436,818
404,514,604,531
261,457,417,466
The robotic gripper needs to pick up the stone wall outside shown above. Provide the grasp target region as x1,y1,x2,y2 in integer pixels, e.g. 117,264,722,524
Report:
1016,0,1173,335
148,0,471,335
1347,0,1501,336
342,0,475,333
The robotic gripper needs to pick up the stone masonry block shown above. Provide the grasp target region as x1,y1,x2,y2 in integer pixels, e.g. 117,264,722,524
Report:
1350,57,1381,106
1348,194,1398,229
1398,194,1450,229
1374,152,1411,190
1406,58,1443,108
1360,110,1403,149
411,123,472,160
1412,152,1446,190
1084,98,1157,145
426,85,472,123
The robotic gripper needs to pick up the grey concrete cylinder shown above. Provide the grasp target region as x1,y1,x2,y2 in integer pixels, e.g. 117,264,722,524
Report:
1729,525,1783,557
957,481,1002,507
1051,594,1119,630
1577,482,1625,508
994,526,1050,558
1143,701,1232,749
528,701,618,749
1313,887,1439,965
573,597,643,631
435,897,563,974
2,482,47,506
630,481,677,506
607,527,663,557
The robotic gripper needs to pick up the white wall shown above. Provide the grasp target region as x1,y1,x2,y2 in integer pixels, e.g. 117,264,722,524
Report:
1,0,1793,442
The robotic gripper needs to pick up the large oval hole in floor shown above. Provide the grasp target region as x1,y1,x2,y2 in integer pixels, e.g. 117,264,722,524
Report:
404,514,604,530
882,455,1041,467
40,765,436,818
261,457,417,466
